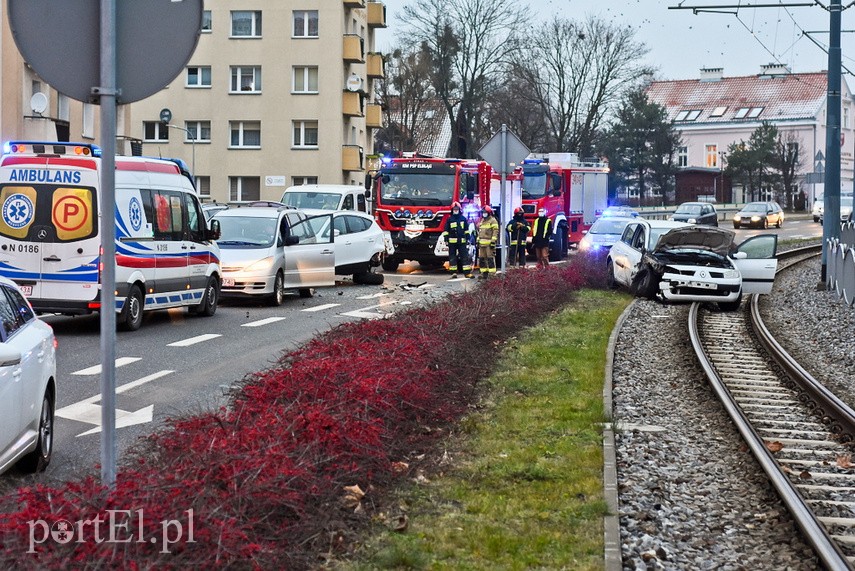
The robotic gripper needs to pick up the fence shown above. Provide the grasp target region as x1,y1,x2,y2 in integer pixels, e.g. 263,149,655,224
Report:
826,222,855,305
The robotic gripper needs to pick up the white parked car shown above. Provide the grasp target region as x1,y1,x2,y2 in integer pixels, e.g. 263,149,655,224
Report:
607,220,778,311
214,207,335,305
0,276,56,475
324,211,392,285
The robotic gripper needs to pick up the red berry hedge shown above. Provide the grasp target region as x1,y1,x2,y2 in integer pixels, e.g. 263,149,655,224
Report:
0,258,603,569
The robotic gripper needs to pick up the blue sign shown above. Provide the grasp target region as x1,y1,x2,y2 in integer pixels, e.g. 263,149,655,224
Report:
2,194,34,229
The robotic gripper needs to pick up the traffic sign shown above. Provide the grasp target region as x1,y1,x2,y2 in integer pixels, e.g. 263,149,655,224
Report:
7,0,203,104
478,128,530,174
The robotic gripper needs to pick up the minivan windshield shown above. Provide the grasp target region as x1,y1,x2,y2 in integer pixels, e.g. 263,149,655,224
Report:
281,192,341,210
216,216,278,248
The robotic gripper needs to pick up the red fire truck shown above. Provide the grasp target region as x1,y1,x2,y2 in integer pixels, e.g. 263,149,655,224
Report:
513,153,609,260
370,156,492,271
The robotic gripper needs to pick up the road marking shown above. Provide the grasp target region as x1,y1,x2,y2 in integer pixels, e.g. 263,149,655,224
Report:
56,370,172,437
241,316,287,327
356,293,388,299
167,333,221,347
341,300,397,319
302,303,340,312
72,357,141,376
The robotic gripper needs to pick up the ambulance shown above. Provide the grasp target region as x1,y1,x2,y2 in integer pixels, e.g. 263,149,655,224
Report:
0,141,221,331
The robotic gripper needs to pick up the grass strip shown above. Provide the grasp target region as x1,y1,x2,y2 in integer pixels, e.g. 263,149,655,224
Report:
342,289,631,570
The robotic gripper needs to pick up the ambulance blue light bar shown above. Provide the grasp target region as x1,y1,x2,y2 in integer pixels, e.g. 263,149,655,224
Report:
522,159,543,165
3,141,102,158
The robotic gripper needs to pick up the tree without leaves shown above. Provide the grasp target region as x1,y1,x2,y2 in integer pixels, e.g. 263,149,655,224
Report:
375,47,435,154
773,130,804,209
505,16,653,156
598,89,681,204
400,0,524,158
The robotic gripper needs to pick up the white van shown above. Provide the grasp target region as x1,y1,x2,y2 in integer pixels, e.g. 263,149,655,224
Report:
0,141,221,331
280,184,371,213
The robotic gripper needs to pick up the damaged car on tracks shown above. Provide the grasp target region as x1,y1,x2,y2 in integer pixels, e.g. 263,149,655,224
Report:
606,220,778,311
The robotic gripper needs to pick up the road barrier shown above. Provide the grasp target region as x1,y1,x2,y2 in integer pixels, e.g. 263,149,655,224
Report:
826,223,855,305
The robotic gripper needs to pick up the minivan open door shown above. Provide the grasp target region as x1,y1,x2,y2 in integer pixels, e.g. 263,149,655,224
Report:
732,234,778,294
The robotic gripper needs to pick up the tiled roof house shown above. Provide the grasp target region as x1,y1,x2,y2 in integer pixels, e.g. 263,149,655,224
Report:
645,64,854,206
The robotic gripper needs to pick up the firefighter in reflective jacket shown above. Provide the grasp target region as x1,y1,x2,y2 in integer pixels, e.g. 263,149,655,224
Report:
506,207,530,268
443,201,473,278
532,208,553,269
477,206,499,279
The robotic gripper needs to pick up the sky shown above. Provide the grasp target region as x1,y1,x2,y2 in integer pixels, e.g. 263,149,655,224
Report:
378,0,855,81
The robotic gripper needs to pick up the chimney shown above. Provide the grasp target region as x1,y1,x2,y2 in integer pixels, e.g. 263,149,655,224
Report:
699,67,723,82
759,63,791,77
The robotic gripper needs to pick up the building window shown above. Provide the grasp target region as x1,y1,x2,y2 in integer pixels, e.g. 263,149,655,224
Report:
201,10,212,33
229,121,261,148
186,66,211,88
710,106,727,117
293,10,319,38
293,66,319,93
231,66,262,93
675,109,701,122
734,107,750,119
292,176,319,186
83,104,95,139
185,121,211,143
143,121,169,142
57,94,70,121
677,146,688,167
747,107,764,118
229,176,260,202
705,144,718,168
845,106,851,129
293,121,319,148
231,11,261,37
195,176,211,198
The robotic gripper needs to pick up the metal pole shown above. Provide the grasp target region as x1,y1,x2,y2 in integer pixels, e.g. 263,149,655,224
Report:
167,124,195,183
99,0,118,489
500,124,508,275
822,0,842,283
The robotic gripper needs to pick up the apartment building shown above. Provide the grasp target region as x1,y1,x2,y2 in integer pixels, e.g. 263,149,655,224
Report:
645,64,854,206
128,1,387,203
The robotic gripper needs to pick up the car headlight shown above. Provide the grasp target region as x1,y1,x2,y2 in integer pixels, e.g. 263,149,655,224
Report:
733,215,740,221
579,237,591,251
751,216,761,221
668,216,675,221
723,269,739,279
688,218,697,224
244,256,275,272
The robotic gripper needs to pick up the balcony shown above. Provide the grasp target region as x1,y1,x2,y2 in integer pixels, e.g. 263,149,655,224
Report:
343,91,363,117
366,53,385,79
366,104,383,129
343,35,365,63
344,0,366,7
342,145,364,172
367,2,387,28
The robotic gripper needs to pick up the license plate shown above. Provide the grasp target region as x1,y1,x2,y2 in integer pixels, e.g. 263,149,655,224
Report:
688,280,717,290
19,285,32,296
221,278,235,287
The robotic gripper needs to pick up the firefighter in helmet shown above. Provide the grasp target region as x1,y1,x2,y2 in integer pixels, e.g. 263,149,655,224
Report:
477,205,499,279
443,201,473,278
506,206,530,268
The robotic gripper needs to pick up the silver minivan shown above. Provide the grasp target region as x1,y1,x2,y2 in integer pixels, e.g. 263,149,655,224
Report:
213,207,334,305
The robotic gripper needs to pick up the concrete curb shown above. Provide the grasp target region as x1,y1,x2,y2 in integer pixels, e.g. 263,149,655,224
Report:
603,298,635,571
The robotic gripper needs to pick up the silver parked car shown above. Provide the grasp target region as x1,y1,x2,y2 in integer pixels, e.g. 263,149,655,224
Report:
0,276,56,475
214,207,335,305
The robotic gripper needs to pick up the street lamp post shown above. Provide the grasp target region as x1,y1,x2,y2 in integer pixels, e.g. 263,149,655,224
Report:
166,123,195,185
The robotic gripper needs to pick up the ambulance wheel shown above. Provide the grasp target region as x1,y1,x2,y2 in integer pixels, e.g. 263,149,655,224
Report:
119,285,144,331
197,276,219,317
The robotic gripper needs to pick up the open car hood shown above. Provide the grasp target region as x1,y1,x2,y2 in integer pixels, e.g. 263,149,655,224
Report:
653,226,735,256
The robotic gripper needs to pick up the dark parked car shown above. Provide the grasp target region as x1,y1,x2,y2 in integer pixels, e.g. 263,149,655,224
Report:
732,201,784,229
670,202,718,226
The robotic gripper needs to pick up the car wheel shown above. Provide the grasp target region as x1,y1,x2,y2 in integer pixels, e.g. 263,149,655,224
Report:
606,259,618,289
18,391,54,473
195,276,219,317
814,216,820,223
777,216,783,228
267,271,285,306
719,294,742,312
763,218,768,229
355,269,384,285
733,223,740,229
298,288,314,298
381,256,400,272
119,285,144,331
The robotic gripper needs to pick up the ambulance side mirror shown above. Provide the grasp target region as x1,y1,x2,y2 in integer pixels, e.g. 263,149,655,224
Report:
208,219,221,241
